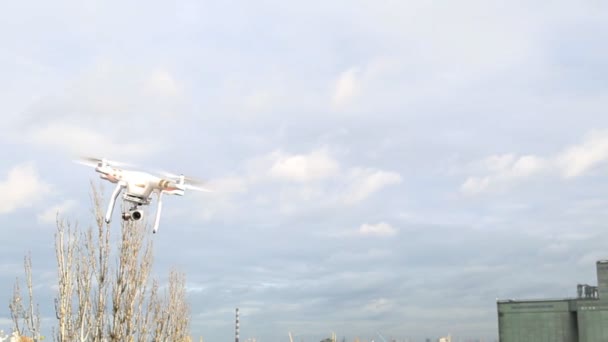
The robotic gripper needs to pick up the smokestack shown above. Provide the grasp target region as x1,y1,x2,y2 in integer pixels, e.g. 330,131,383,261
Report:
235,308,240,342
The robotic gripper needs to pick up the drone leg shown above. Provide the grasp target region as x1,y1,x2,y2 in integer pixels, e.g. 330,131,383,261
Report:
105,183,123,223
152,191,164,234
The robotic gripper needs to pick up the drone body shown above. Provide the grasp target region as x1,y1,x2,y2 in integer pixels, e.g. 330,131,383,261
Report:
77,157,209,233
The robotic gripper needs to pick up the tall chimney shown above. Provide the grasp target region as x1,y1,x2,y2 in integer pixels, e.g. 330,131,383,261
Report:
235,308,240,342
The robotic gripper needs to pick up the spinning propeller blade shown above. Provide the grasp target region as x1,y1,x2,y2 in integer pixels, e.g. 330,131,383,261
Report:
74,156,133,168
157,170,213,192
183,184,213,192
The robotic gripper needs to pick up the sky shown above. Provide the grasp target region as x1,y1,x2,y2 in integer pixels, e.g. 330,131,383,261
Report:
1,0,608,341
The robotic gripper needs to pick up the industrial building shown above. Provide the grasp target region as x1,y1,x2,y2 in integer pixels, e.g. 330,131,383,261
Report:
497,260,608,342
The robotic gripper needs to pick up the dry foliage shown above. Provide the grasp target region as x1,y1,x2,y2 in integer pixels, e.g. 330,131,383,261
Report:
9,253,42,341
10,183,192,342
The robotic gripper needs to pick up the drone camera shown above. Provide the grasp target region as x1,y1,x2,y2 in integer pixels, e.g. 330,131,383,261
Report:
122,209,143,221
131,210,143,220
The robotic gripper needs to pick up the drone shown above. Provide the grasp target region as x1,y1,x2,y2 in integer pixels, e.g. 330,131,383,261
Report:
76,157,211,233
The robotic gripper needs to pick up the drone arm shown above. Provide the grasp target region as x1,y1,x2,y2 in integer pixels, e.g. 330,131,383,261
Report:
152,191,164,234
105,183,124,223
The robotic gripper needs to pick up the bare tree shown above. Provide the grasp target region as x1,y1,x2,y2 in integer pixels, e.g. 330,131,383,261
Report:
109,218,153,341
90,183,111,342
9,276,25,337
142,279,162,342
23,253,41,341
54,182,110,341
9,253,42,341
11,182,192,341
54,217,78,341
148,269,191,342
163,270,190,341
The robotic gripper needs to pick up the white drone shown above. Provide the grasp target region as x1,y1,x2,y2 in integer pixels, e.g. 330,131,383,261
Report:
76,157,211,233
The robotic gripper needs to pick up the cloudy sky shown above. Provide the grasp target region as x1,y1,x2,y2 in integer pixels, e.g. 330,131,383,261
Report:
1,0,608,341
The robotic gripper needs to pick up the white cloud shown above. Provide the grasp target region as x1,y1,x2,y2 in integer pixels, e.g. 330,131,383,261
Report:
190,176,248,222
331,67,361,108
362,297,395,313
195,196,239,223
36,63,184,121
144,69,180,98
326,248,391,264
243,89,282,112
25,123,154,160
461,154,547,194
342,168,402,204
358,222,398,237
269,149,340,182
556,130,608,178
320,222,398,239
37,199,77,224
483,154,517,172
460,176,491,195
6,62,186,158
0,163,51,214
512,155,546,177
189,148,403,223
461,130,608,194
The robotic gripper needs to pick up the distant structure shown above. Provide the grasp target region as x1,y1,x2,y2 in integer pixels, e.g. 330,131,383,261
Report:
437,335,451,342
235,308,240,342
497,259,608,342
320,332,336,342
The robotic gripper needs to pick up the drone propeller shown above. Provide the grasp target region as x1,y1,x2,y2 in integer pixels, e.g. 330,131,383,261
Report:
183,184,213,192
158,170,197,183
157,170,213,192
75,156,133,168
